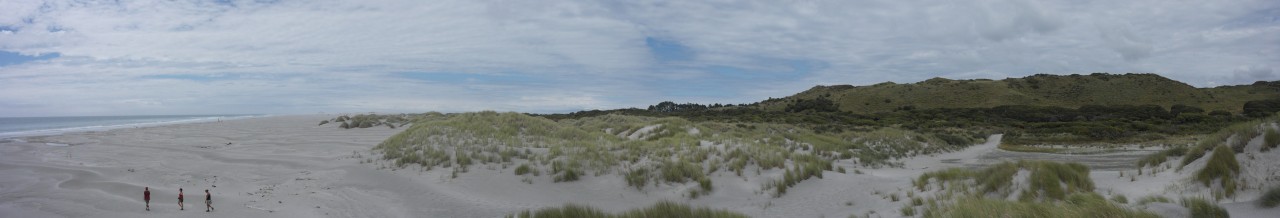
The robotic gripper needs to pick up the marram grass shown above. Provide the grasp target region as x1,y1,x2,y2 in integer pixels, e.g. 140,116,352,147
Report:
508,200,748,218
372,111,976,197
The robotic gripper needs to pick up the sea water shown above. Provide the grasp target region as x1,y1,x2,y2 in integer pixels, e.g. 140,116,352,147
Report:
0,115,262,138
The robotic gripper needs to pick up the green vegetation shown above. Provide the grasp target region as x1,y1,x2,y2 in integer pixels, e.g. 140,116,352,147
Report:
1182,197,1229,218
763,73,1278,115
915,161,1092,202
915,161,1163,218
922,193,1158,218
1260,186,1280,208
1263,128,1279,152
540,74,1277,146
1136,195,1171,205
324,113,424,129
1137,146,1186,168
1110,194,1127,204
507,200,748,218
515,164,534,176
1195,145,1240,199
371,112,978,198
1181,119,1271,167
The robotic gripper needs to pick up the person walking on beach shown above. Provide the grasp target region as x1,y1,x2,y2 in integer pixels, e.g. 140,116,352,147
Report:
178,188,184,210
205,189,214,212
144,187,150,211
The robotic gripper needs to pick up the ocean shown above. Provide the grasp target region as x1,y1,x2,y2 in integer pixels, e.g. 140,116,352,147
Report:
0,115,263,138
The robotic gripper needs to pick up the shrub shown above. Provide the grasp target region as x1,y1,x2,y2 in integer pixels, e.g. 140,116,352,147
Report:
1260,186,1280,208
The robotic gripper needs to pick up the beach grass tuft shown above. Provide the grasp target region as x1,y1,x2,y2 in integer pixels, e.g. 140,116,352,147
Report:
1181,197,1229,218
1195,145,1240,199
1259,186,1280,208
508,200,748,218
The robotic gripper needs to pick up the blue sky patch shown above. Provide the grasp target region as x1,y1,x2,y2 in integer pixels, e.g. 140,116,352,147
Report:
645,37,694,62
399,72,551,85
0,51,59,67
139,74,240,82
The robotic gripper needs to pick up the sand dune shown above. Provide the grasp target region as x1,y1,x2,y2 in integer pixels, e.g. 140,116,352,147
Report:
2,115,1276,217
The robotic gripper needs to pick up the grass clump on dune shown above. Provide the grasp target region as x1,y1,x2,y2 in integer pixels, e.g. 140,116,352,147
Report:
923,193,1158,218
1181,119,1264,167
915,161,1092,202
1181,197,1229,218
508,200,748,218
372,111,976,198
915,161,1151,218
1263,128,1279,152
1259,186,1280,208
1195,145,1240,199
1137,146,1186,168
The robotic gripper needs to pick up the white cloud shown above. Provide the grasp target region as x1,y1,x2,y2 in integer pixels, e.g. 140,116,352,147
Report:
0,0,1276,116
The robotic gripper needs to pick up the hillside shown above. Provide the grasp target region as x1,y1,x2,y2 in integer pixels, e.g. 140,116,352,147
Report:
760,73,1280,114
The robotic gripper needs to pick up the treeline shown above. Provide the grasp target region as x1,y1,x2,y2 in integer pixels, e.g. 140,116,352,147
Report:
538,99,1280,144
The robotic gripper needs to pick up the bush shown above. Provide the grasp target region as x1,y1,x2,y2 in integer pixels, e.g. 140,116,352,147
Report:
1260,186,1280,208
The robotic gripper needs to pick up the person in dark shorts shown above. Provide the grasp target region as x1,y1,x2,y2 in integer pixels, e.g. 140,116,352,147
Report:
205,189,214,212
144,187,150,211
178,188,184,210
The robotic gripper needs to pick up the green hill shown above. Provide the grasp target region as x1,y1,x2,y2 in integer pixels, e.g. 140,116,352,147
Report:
760,73,1279,114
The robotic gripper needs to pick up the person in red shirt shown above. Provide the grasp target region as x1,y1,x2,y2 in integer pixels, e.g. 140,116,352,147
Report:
144,187,150,211
178,188,184,210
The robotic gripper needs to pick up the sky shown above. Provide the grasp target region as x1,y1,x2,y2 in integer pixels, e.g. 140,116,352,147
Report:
0,0,1277,117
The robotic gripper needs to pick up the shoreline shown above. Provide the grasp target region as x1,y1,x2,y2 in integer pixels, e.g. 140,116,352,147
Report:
0,114,272,139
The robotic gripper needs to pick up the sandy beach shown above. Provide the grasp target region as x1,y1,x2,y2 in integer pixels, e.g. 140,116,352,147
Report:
2,115,1277,218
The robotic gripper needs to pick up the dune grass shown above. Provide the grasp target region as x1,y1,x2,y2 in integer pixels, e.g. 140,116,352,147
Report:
923,193,1158,218
915,161,1157,218
1137,146,1186,168
507,200,748,218
1136,195,1171,205
915,161,1092,202
371,111,976,198
1259,186,1280,208
1263,128,1279,152
1110,194,1128,204
1181,197,1229,218
1181,119,1266,168
1195,145,1240,199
